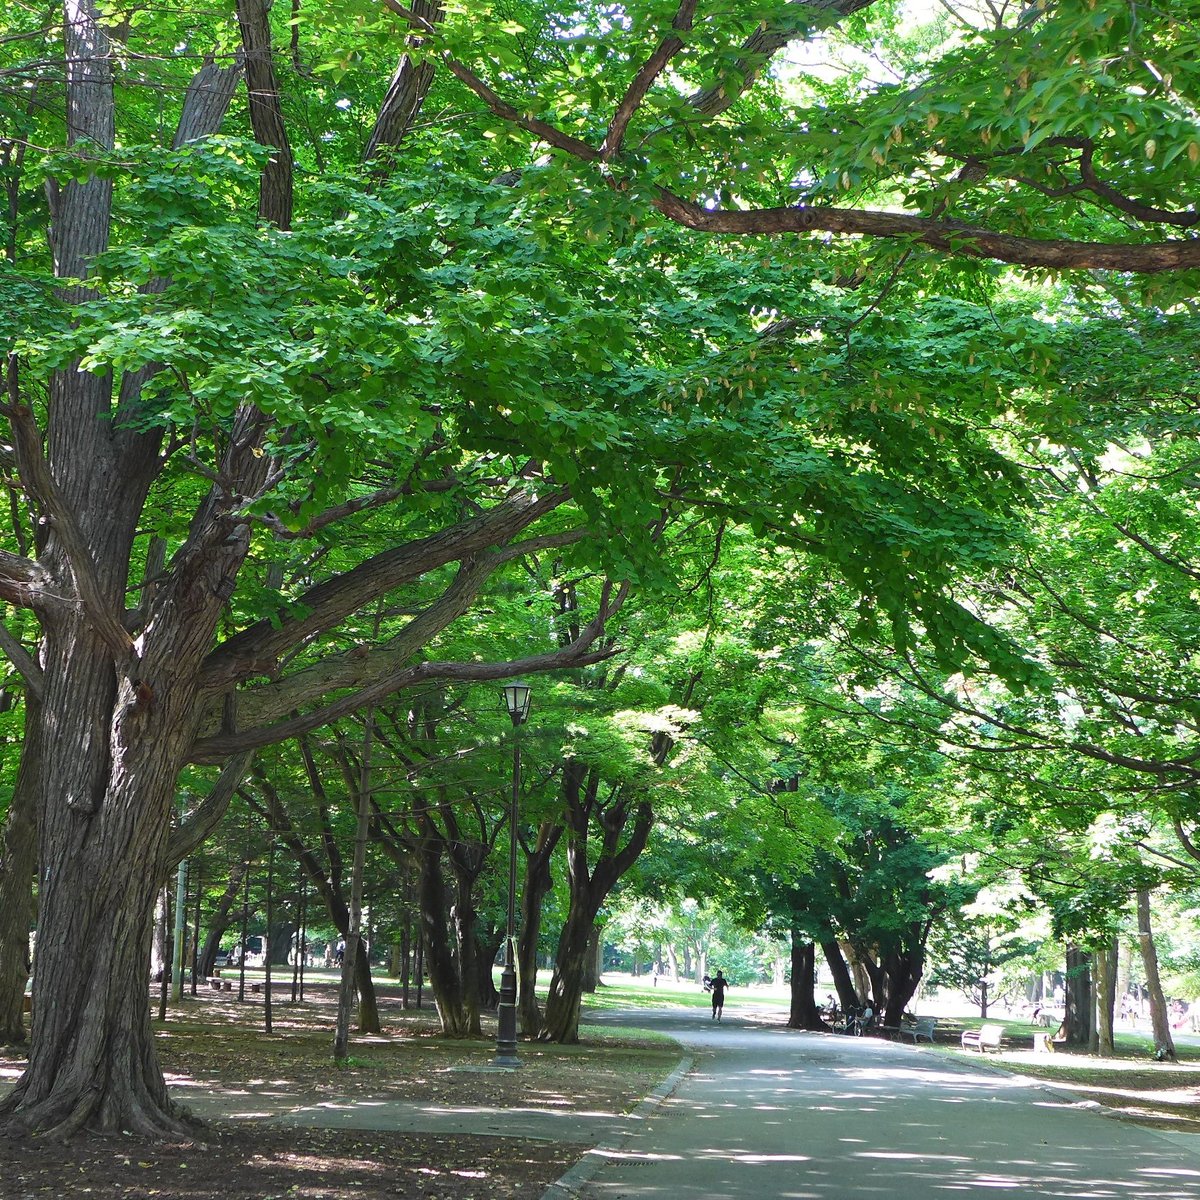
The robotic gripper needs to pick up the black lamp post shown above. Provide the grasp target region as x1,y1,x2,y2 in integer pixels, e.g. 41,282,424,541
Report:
495,681,531,1067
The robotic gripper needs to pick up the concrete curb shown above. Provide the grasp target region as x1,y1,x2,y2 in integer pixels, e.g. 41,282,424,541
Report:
539,1055,693,1200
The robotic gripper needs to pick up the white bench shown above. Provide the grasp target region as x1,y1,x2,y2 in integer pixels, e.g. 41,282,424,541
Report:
961,1024,1004,1052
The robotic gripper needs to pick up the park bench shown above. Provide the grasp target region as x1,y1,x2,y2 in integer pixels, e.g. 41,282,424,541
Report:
961,1024,1004,1052
208,976,232,992
893,1016,937,1044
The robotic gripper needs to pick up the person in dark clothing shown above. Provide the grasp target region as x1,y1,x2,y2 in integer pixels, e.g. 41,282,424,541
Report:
710,969,729,1021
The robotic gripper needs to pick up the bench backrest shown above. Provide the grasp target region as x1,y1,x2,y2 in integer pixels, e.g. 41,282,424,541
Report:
980,1024,1004,1044
915,1017,936,1033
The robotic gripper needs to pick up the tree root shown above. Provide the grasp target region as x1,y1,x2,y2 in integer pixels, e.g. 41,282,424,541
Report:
0,1079,203,1142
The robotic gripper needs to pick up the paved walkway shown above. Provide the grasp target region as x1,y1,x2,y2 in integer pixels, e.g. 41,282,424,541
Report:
549,1005,1200,1200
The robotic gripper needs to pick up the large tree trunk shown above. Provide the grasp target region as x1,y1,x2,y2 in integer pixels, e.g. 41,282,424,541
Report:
517,822,560,1037
842,941,871,1005
150,887,170,983
197,861,247,979
880,941,925,1027
476,926,502,1011
416,830,472,1037
821,939,859,1013
2,707,200,1137
1093,937,1117,1056
787,933,824,1031
0,697,40,1044
1063,945,1093,1049
448,872,482,1037
541,905,598,1044
582,925,602,992
665,941,679,981
540,761,653,1044
1137,888,1176,1061
0,0,253,1137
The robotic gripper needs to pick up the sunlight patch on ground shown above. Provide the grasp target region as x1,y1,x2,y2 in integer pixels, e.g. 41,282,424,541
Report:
589,1148,685,1162
271,1154,389,1175
854,1151,972,1162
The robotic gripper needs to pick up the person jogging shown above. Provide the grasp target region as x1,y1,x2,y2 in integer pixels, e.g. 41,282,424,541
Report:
710,969,729,1021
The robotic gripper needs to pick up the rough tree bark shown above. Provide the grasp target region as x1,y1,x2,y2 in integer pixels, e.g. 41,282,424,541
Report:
517,821,562,1037
820,939,859,1013
879,936,927,1027
197,861,247,980
582,925,602,993
1063,945,1094,1049
371,786,490,1039
540,761,653,1043
0,0,253,1136
334,709,375,1061
244,763,382,1035
787,934,825,1031
1093,937,1117,1056
0,696,40,1044
415,822,475,1037
476,926,501,1012
1137,888,1176,1062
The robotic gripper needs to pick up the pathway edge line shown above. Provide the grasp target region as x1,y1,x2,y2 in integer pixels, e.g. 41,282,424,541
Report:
539,1055,693,1199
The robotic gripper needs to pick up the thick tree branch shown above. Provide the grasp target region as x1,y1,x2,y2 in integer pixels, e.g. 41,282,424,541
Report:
190,583,627,762
379,0,601,161
2,393,132,656
0,551,52,611
687,0,878,117
112,54,244,456
197,551,603,742
365,1,444,161
199,487,569,689
164,751,255,870
1075,140,1199,230
651,192,1200,274
0,621,43,698
208,553,506,730
1173,818,1200,865
380,0,1195,273
252,484,409,540
602,1,697,161
236,0,293,228
172,55,246,150
192,646,618,762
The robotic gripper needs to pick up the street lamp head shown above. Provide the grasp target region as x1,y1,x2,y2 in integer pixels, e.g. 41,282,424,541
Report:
501,681,532,726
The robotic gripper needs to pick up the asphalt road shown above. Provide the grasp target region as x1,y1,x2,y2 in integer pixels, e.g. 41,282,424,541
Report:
556,1004,1200,1200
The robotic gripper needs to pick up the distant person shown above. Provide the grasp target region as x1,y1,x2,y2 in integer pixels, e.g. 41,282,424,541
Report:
335,938,346,966
710,969,729,1021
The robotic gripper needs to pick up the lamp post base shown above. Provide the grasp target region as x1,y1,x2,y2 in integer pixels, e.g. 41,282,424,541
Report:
493,958,521,1068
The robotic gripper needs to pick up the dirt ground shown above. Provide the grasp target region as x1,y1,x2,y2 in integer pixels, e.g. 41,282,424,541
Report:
0,979,680,1200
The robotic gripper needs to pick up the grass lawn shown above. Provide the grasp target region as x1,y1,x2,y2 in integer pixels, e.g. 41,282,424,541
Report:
578,973,790,1012
926,1017,1200,1132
